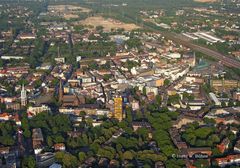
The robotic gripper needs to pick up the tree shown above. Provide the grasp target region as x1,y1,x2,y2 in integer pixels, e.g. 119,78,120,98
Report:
161,145,177,157
221,102,227,107
147,103,159,112
165,159,185,168
195,127,214,139
67,137,79,148
55,152,78,168
168,94,180,104
193,159,209,168
212,147,221,156
0,121,16,146
21,117,31,138
80,111,86,117
143,87,146,95
96,25,104,31
17,79,28,86
103,74,112,81
126,107,133,122
123,151,133,160
30,113,71,143
182,92,194,101
116,143,122,153
126,38,142,49
97,147,115,160
118,121,128,130
155,95,161,105
182,124,218,147
203,118,216,125
47,136,53,147
124,59,140,70
136,128,149,142
164,79,170,86
55,151,65,162
90,142,100,154
34,79,42,88
52,78,59,86
0,135,15,146
79,152,86,163
62,153,78,168
88,61,98,70
0,59,4,67
137,150,167,162
228,101,234,107
115,137,138,150
0,102,6,110
82,133,89,146
237,101,240,106
53,135,65,143
22,156,36,168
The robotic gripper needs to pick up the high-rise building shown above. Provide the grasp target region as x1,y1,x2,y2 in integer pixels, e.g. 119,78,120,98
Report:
114,97,123,121
21,84,27,107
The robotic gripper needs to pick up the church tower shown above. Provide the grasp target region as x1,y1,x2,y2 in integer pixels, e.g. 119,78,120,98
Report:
21,84,27,107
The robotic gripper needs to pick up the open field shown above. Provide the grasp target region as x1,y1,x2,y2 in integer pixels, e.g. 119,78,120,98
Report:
63,14,79,20
77,16,140,31
48,5,91,19
48,5,91,13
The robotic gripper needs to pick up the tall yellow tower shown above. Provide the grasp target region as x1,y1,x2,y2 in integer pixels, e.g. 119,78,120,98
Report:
114,97,123,121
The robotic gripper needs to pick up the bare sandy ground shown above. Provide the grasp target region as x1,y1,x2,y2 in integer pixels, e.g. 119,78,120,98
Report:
48,5,91,13
48,5,91,19
77,16,140,31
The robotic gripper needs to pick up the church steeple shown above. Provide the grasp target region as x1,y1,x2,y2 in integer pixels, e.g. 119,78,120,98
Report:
21,84,27,107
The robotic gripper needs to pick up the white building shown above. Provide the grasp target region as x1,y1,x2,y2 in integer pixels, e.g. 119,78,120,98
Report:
188,100,206,111
194,32,225,43
1,56,24,60
92,121,103,127
131,100,140,111
209,92,221,106
27,105,51,116
166,53,181,59
146,86,158,96
96,109,110,116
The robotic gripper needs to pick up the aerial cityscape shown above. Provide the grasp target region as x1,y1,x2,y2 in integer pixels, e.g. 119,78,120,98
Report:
0,0,239,167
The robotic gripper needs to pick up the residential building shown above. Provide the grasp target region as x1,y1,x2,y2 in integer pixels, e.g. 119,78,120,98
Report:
234,139,240,153
32,128,44,154
215,154,240,167
54,143,66,151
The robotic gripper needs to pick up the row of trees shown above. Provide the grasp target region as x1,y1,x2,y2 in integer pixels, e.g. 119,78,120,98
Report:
28,39,47,68
146,106,184,168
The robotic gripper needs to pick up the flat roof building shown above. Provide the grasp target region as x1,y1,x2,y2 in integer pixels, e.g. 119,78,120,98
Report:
209,92,221,106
